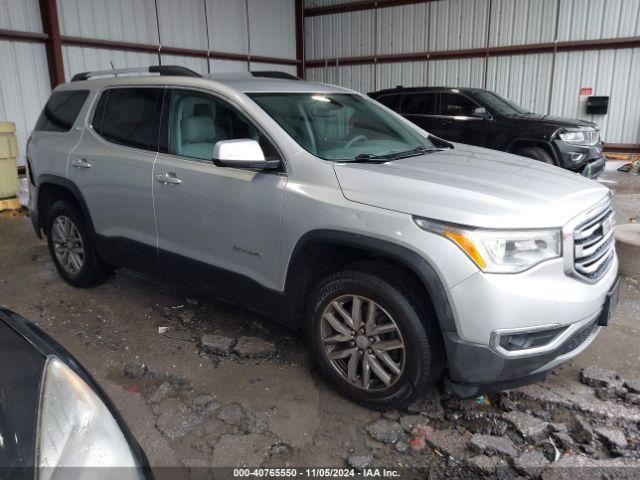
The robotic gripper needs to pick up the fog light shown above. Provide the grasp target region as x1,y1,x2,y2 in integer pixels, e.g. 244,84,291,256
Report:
570,152,586,163
499,327,565,352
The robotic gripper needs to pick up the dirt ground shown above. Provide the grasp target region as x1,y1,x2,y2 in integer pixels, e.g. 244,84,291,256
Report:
1,162,639,478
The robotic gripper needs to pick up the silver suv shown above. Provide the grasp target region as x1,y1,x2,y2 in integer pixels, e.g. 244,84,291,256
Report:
27,66,620,409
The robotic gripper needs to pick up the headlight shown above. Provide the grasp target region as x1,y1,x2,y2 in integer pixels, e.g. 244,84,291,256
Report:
558,130,599,145
414,218,561,273
37,358,141,479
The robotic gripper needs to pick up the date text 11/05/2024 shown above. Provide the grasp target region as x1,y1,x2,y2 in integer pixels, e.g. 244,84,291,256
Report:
233,468,401,478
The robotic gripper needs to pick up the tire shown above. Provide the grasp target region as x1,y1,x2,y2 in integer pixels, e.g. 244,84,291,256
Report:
515,146,556,165
306,265,445,410
45,200,110,288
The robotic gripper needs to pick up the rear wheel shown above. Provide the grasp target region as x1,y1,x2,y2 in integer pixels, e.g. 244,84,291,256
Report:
515,146,556,165
45,200,110,287
306,266,445,409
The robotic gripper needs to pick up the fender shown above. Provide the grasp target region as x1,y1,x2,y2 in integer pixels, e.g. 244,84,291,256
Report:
284,230,458,334
36,174,96,236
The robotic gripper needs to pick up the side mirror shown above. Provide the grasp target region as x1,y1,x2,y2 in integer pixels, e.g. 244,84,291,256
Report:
473,107,491,119
212,139,279,170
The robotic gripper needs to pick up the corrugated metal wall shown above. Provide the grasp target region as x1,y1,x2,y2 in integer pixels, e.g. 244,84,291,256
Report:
58,0,297,78
0,41,51,167
0,1,49,166
304,0,640,144
0,0,297,165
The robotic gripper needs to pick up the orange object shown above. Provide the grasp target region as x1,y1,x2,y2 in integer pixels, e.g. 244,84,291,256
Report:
443,230,487,269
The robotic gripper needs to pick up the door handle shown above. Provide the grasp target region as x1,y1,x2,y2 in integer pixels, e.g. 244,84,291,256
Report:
71,158,92,169
157,173,182,185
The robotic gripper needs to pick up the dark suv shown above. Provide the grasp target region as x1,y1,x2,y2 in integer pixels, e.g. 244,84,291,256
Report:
369,87,605,178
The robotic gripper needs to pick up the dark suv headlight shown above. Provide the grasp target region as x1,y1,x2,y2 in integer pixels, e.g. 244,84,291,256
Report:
558,129,600,145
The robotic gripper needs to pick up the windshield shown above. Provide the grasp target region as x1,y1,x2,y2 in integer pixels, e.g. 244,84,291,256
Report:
249,93,435,161
472,91,529,115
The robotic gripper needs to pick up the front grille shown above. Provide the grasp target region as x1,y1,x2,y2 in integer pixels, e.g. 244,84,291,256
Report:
584,130,600,145
572,201,615,282
558,321,597,356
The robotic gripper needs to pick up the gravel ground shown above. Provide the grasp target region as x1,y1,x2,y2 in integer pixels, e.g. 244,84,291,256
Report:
0,164,638,477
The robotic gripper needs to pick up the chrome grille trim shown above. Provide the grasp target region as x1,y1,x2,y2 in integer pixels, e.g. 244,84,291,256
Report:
575,229,614,258
563,194,616,284
584,130,600,145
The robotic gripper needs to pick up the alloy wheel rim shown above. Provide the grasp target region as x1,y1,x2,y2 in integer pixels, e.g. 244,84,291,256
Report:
320,295,405,391
51,215,85,275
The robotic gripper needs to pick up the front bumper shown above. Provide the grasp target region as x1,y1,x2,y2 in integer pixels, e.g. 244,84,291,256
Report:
445,311,601,397
552,139,605,178
443,253,618,396
580,155,606,179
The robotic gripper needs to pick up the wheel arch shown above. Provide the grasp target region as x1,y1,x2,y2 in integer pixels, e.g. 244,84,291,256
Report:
36,175,95,236
282,230,457,337
506,138,559,164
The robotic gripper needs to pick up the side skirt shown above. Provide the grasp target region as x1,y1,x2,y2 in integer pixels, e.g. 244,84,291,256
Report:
93,235,295,328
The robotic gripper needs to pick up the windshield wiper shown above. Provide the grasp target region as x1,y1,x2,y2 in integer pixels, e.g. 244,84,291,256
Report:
353,153,392,163
385,146,443,159
352,146,442,163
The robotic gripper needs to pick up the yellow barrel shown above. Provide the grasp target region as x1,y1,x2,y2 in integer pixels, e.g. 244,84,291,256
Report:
0,122,19,200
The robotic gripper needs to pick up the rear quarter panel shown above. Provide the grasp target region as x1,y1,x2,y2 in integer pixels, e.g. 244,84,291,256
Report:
28,87,99,183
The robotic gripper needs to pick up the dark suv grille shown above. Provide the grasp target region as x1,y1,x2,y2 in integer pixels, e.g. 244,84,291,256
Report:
583,130,600,145
573,202,615,282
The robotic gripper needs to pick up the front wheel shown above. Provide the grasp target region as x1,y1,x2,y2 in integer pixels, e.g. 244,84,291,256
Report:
306,267,445,409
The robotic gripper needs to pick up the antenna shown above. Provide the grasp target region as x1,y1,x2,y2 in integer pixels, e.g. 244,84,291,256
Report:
109,60,118,78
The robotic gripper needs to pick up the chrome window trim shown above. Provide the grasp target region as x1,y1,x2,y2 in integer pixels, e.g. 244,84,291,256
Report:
83,84,288,173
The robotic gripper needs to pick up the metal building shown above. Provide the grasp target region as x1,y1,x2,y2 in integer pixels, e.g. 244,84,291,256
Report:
303,0,640,151
1,0,639,166
0,0,299,166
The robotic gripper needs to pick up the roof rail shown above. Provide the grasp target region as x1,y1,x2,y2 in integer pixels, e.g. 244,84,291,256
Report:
250,71,300,80
70,65,202,82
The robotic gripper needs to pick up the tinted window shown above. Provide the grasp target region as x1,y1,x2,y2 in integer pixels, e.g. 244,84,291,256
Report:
440,93,478,116
92,88,163,151
375,94,401,110
472,91,529,115
35,90,89,132
402,93,438,115
168,89,279,161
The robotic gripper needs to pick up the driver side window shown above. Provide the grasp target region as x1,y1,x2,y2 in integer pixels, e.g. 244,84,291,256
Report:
168,89,278,161
440,93,479,117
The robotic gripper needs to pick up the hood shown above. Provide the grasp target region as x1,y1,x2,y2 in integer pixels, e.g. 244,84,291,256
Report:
503,113,597,130
333,144,609,229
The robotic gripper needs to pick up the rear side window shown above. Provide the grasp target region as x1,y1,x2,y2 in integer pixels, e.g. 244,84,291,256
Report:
35,90,89,132
375,94,401,110
402,93,438,115
92,88,163,151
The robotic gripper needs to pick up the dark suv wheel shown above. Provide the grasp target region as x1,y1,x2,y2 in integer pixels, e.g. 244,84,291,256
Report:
306,265,445,409
45,200,110,287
